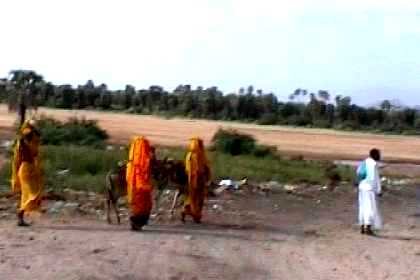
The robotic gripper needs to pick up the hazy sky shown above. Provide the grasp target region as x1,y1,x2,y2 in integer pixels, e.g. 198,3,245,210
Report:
1,0,420,105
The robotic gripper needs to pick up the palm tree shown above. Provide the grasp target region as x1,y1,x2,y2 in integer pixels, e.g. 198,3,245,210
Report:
8,70,44,126
289,88,301,102
318,90,330,102
380,100,392,112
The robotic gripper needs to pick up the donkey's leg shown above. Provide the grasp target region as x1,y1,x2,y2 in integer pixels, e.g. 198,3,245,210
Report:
154,189,163,216
111,198,121,224
106,198,112,224
153,179,167,215
170,189,181,216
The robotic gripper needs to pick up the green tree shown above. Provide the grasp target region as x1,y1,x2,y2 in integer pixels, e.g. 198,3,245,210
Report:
83,80,99,107
7,70,44,126
123,85,135,109
55,85,75,109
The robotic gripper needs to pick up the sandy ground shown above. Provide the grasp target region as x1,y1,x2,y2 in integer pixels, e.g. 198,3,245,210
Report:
2,105,420,163
1,182,420,280
2,106,420,279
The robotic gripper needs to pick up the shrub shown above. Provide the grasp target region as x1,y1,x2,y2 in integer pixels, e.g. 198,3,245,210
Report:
35,116,109,147
211,128,278,158
253,145,276,158
257,113,278,125
313,119,332,129
211,129,257,156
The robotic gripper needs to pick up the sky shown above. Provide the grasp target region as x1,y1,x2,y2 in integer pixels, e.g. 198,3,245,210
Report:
1,0,420,105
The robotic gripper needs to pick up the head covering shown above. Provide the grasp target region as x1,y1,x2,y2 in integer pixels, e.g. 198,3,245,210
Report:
188,137,208,168
28,119,36,126
20,121,34,136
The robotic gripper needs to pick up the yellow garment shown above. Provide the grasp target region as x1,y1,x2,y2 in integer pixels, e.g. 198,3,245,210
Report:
11,121,43,212
126,137,153,217
183,138,211,222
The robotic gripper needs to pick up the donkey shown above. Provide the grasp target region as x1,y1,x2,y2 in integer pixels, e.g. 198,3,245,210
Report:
105,158,189,224
105,161,127,224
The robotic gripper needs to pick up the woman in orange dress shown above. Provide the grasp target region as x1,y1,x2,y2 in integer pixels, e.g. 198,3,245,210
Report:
182,137,211,223
11,120,43,227
126,137,154,231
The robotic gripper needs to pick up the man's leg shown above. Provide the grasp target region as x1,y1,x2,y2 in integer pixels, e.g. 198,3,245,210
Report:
365,225,374,235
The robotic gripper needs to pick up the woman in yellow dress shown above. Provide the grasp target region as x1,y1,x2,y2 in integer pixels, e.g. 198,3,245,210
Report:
182,137,211,223
126,137,154,231
11,120,43,227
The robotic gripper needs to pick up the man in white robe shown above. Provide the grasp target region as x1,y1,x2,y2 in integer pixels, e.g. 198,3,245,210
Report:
358,149,382,235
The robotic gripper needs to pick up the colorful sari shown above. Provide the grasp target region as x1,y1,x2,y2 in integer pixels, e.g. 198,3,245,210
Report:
126,137,153,230
11,121,43,213
183,138,211,223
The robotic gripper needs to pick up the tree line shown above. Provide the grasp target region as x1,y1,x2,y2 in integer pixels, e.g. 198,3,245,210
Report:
1,70,419,134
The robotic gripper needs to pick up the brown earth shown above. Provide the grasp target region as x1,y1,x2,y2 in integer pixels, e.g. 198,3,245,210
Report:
2,106,420,279
2,105,420,163
0,182,420,280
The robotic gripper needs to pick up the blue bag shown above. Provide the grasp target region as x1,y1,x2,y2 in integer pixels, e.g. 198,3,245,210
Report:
356,160,367,182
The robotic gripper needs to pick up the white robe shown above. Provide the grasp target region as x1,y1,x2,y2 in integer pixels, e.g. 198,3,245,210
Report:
358,157,382,229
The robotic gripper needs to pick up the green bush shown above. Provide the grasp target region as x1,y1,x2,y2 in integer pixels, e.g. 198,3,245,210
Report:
313,119,332,129
252,145,276,158
257,113,278,125
211,128,278,158
36,116,109,147
211,129,257,156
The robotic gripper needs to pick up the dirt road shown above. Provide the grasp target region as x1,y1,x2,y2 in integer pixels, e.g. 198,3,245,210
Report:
2,105,420,163
1,184,420,280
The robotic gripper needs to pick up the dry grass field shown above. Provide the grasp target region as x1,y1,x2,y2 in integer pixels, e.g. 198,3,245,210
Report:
1,104,420,163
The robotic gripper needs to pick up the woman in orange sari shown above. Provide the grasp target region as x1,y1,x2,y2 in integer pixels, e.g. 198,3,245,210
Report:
11,120,43,227
182,137,211,223
126,137,154,231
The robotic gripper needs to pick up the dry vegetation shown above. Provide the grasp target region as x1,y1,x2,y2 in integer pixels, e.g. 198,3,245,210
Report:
2,105,420,163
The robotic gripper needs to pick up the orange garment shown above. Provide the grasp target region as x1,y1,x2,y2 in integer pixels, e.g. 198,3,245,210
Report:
183,138,211,222
11,121,43,212
126,137,153,217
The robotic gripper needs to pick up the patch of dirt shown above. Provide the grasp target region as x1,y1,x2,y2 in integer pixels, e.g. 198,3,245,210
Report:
0,184,420,279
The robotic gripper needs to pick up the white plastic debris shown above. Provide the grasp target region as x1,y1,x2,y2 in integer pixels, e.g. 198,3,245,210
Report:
284,185,297,192
56,169,70,176
218,178,248,190
0,140,13,149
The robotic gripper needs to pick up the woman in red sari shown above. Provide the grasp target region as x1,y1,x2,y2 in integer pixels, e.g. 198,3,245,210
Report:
126,137,153,231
